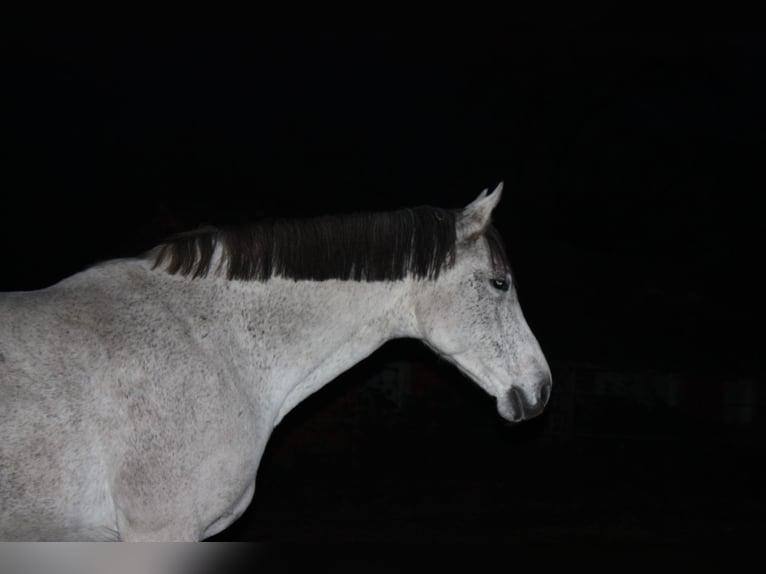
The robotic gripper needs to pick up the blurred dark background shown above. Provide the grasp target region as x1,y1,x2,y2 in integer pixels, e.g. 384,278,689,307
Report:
2,15,763,554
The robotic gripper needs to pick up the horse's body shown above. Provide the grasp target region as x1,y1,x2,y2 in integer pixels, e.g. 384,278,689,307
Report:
0,184,551,541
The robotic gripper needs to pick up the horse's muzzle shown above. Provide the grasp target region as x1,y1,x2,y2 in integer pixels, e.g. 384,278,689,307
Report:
504,377,551,423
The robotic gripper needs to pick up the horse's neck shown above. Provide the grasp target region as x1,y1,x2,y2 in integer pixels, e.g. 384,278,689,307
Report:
235,277,417,427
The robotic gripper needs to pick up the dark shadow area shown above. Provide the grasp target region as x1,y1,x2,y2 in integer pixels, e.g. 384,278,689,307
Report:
207,343,764,547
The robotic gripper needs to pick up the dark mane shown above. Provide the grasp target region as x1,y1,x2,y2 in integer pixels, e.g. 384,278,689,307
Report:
151,206,509,282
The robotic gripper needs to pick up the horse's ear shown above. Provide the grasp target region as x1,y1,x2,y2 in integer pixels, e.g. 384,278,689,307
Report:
457,182,503,241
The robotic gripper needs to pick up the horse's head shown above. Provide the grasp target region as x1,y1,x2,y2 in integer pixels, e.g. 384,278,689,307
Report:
414,183,551,423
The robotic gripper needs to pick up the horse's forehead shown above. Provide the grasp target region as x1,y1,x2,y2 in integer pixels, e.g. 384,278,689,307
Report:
454,239,492,269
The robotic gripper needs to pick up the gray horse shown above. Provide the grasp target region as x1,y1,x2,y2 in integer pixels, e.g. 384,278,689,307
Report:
0,183,551,541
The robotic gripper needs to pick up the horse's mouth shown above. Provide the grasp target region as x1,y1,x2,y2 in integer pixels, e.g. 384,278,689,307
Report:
497,384,550,423
435,348,551,424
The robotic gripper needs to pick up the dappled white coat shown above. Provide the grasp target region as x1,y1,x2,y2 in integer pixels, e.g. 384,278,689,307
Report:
0,184,550,541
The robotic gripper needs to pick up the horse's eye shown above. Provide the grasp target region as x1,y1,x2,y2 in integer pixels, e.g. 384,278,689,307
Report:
491,278,509,292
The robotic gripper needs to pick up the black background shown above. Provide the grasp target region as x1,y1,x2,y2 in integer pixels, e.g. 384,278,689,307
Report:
2,14,764,560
